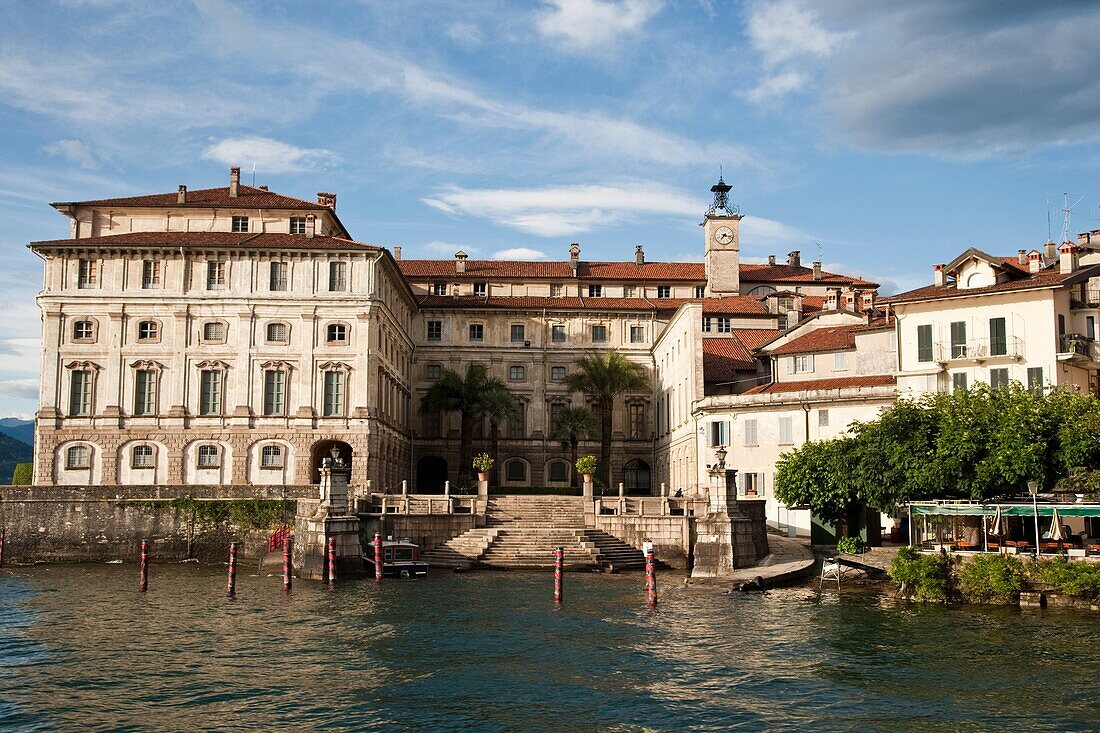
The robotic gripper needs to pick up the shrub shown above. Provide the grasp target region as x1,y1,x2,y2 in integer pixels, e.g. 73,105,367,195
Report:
1033,557,1100,602
888,546,955,603
472,453,494,472
11,462,32,485
836,536,868,555
958,554,1026,604
575,455,598,475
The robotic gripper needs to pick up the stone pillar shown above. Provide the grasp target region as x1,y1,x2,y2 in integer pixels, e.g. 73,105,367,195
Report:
477,477,488,499
293,459,364,581
582,475,594,499
691,468,760,578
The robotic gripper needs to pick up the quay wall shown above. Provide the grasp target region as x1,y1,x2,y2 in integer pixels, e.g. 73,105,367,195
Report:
0,485,313,564
594,515,694,568
377,514,479,554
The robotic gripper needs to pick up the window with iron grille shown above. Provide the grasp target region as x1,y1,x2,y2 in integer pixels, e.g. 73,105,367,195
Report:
203,321,226,342
142,260,161,289
231,215,249,233
66,444,90,469
132,444,154,468
266,322,288,343
197,444,219,468
269,262,288,291
261,445,283,467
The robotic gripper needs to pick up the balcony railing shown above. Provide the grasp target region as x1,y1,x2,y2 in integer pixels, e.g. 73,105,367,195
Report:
1071,288,1100,308
936,336,1024,362
1058,333,1092,357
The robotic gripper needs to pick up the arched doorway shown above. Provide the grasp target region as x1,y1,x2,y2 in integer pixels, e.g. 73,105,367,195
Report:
623,459,651,495
311,440,353,483
416,456,448,493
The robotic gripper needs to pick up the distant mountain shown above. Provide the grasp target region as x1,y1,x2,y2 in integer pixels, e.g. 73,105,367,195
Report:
0,431,32,484
0,418,33,447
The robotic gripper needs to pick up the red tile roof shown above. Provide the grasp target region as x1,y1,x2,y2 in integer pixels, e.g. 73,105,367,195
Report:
800,295,828,314
744,374,896,394
28,231,379,251
733,328,781,350
415,294,773,316
702,329,781,382
398,259,874,285
762,316,893,356
55,185,333,212
882,266,1089,304
659,296,769,315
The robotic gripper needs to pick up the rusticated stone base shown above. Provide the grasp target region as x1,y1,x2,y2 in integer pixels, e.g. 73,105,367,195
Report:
690,511,759,578
293,501,365,581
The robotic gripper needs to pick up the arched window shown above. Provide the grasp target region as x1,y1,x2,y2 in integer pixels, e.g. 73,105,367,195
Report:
131,444,154,468
73,320,96,342
548,460,569,483
505,459,527,483
748,285,776,296
137,320,160,342
66,444,90,469
202,320,227,343
260,444,284,468
197,444,220,468
326,322,349,344
266,322,289,343
623,459,651,493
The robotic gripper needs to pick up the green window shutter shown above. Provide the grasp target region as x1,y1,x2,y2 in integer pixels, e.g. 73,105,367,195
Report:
989,317,1007,356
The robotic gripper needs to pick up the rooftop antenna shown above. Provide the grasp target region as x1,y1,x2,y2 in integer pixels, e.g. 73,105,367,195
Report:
1045,194,1052,242
813,240,824,263
251,163,257,187
1060,192,1087,244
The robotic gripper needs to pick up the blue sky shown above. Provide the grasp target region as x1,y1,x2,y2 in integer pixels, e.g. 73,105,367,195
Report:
1,0,1099,417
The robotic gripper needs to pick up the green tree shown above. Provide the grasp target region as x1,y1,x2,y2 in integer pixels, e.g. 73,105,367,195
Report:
479,386,520,485
774,437,859,533
564,350,649,487
551,406,596,487
420,364,511,476
11,462,32,485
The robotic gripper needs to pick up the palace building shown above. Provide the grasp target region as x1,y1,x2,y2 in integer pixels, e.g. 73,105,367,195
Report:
28,169,878,497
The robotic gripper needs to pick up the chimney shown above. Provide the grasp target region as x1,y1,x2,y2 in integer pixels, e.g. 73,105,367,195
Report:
933,264,945,287
843,290,856,311
1028,250,1042,274
1017,249,1027,265
1044,240,1056,263
259,185,269,191
861,290,876,314
452,283,461,298
825,288,839,310
635,245,644,265
317,192,337,210
177,185,187,204
455,250,468,274
1059,242,1078,274
787,250,801,268
305,213,316,239
229,167,240,197
768,254,776,266
569,242,580,277
393,246,402,261
812,261,822,280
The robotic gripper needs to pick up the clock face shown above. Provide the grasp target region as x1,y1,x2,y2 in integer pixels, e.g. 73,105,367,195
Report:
714,226,735,245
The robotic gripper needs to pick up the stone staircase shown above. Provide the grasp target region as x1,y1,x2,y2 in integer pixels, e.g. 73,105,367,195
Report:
421,495,647,571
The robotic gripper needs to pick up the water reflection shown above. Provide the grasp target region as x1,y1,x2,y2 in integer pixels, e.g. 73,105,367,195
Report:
0,565,1097,732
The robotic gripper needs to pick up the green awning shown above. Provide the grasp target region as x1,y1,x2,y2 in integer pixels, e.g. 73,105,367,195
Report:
910,503,1100,518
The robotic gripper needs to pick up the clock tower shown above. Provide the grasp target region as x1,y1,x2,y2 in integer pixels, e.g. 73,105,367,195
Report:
702,176,743,296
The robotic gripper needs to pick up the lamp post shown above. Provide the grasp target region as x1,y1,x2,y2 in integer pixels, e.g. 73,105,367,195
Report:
1027,480,1040,559
709,446,728,512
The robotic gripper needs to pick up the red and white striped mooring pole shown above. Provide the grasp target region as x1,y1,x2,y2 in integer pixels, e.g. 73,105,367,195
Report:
373,532,383,582
553,546,564,604
282,537,293,591
643,539,657,607
0,528,5,569
327,536,337,589
227,542,238,597
139,539,150,593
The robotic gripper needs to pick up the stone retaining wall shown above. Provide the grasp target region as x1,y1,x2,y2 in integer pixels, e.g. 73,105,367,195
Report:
379,514,479,554
594,515,693,568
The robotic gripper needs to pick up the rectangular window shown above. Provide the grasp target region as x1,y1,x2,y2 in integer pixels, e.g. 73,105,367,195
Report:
550,284,563,297
132,445,154,468
695,286,705,298
709,420,729,447
591,325,608,342
834,352,848,371
266,322,288,343
778,417,793,445
917,324,934,363
744,419,758,446
950,321,967,358
716,317,731,333
261,445,283,468
74,321,94,340
509,365,525,381
1027,367,1044,393
630,325,645,343
203,321,226,342
791,354,815,374
990,368,1009,389
328,261,347,291
426,321,442,341
66,445,90,469
69,370,92,416
469,324,484,342
474,282,487,296
510,324,525,342
551,324,566,342
426,364,442,380
988,317,1007,357
269,262,288,291
431,282,446,295
207,261,226,290
629,403,647,439
231,215,249,233
326,323,347,344
1088,316,1097,342
549,402,563,433
289,217,306,235
507,402,526,439
141,260,161,289
742,473,761,497
550,366,566,381
505,460,526,482
138,321,159,341
77,259,97,288
623,286,636,298
549,461,568,482
702,317,712,333
952,372,968,391
819,409,829,427
656,285,671,298
588,284,603,297
323,370,345,417
199,370,222,415
422,410,441,438
263,370,286,416
133,370,156,416
197,445,219,468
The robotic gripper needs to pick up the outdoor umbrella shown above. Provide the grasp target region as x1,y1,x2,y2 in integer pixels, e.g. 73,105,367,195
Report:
989,506,1004,553
1044,506,1066,553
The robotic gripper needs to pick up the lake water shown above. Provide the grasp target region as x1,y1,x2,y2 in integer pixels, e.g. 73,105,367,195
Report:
1,564,1098,732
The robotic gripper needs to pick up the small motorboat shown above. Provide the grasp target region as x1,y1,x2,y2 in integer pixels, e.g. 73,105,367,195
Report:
365,538,428,579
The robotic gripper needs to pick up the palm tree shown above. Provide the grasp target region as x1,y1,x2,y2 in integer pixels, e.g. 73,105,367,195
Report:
551,405,596,487
419,364,510,477
564,350,649,487
479,386,520,485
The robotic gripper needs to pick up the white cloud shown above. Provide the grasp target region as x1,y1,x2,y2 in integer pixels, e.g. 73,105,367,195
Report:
43,139,99,169
202,137,341,174
740,71,807,103
492,247,548,260
536,0,662,52
0,378,37,400
746,0,850,70
739,216,815,252
446,22,484,48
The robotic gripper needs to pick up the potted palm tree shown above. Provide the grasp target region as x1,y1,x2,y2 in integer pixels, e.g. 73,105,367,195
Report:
473,453,494,483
